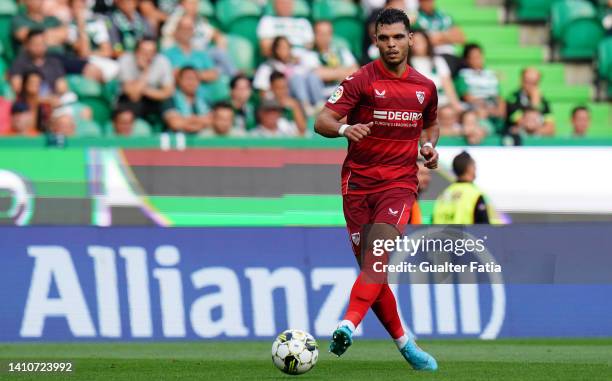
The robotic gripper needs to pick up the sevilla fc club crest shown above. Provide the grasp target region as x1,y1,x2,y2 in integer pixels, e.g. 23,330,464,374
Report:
351,232,360,246
416,91,425,104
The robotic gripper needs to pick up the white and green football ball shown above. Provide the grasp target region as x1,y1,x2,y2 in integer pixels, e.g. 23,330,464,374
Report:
271,329,319,375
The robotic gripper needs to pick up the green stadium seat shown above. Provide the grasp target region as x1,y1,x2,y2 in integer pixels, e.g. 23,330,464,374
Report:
550,0,605,60
226,34,255,74
515,0,559,23
67,75,111,127
199,0,214,18
312,0,363,59
215,0,261,29
202,74,230,104
215,0,261,57
263,0,310,17
596,37,612,100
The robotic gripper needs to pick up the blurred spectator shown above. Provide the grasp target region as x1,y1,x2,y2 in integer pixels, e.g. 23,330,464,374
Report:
109,106,151,136
312,20,358,97
162,16,219,83
9,30,68,96
161,0,236,76
200,101,247,137
162,66,211,134
414,0,465,74
12,0,68,53
603,0,612,35
43,0,72,24
48,106,77,137
383,0,419,21
251,99,301,137
9,102,40,136
108,0,153,56
506,106,550,140
506,67,554,136
117,37,175,123
67,0,120,82
230,74,257,131
409,30,461,111
254,36,324,112
437,105,462,136
268,71,307,135
0,98,11,135
257,0,314,57
460,109,489,145
571,106,591,137
12,70,52,134
139,0,175,32
455,43,506,123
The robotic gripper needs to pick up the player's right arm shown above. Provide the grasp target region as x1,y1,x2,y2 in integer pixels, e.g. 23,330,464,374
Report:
314,108,372,142
314,71,372,142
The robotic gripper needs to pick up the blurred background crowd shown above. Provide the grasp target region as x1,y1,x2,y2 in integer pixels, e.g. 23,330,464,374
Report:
0,0,609,142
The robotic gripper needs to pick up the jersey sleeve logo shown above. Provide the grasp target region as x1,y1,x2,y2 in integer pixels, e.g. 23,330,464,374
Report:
416,90,425,104
328,85,344,104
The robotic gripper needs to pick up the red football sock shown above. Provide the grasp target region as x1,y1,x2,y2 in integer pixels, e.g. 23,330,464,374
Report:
343,271,384,327
371,284,405,339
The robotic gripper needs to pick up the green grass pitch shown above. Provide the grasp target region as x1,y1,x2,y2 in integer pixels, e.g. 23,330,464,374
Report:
1,339,611,380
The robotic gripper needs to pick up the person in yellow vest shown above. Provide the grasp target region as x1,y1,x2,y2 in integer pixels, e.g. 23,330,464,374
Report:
433,151,495,224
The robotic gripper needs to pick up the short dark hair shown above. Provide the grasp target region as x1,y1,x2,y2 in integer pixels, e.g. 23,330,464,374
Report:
230,74,251,89
463,43,482,59
213,101,233,111
178,65,198,77
26,29,44,42
375,8,411,34
269,70,286,84
112,105,134,120
452,151,475,177
135,36,157,51
571,105,589,118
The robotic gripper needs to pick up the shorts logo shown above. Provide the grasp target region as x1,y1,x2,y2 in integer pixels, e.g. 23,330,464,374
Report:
351,232,360,246
416,90,425,104
375,89,386,98
388,208,399,216
328,85,344,104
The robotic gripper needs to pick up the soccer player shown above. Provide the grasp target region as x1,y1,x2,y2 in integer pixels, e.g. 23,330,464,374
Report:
314,8,439,371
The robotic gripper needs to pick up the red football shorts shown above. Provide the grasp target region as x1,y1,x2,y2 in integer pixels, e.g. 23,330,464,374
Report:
343,187,416,257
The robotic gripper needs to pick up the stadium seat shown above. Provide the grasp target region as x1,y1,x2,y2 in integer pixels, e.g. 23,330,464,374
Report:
67,75,112,127
214,0,261,58
596,37,612,100
226,34,255,74
0,0,17,62
312,0,363,59
550,0,605,60
201,75,230,104
263,0,310,17
514,0,559,23
199,0,214,18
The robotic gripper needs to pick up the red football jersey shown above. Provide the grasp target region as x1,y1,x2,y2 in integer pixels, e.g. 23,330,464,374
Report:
325,59,438,195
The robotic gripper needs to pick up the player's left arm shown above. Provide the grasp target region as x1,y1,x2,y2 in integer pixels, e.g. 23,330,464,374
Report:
419,84,440,169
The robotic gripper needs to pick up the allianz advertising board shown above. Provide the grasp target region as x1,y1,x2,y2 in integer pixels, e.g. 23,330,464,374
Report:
1,226,611,341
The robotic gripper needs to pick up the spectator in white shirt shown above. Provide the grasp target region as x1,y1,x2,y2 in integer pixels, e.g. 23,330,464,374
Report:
257,0,314,57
